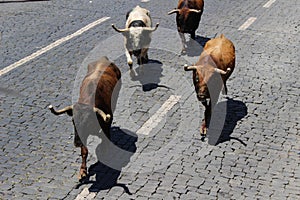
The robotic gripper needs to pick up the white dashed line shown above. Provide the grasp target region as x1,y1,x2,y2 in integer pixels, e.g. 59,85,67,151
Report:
74,95,181,199
238,17,257,30
263,0,276,8
136,95,181,135
0,16,110,77
75,187,96,200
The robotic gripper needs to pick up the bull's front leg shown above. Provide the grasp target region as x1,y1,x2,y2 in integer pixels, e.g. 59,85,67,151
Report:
79,145,88,181
201,101,211,141
125,49,133,69
179,32,187,54
190,31,196,40
140,48,149,65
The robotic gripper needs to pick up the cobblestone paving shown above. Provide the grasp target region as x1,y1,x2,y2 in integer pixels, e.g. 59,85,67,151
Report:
0,0,299,199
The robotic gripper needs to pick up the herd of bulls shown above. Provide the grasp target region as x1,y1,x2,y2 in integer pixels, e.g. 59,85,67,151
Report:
49,0,236,181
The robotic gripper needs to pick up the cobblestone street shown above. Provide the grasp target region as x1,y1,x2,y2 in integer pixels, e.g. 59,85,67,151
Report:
0,0,299,199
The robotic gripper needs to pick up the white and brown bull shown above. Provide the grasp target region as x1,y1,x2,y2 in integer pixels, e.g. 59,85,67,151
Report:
168,0,204,53
184,34,235,139
112,5,159,68
49,56,121,180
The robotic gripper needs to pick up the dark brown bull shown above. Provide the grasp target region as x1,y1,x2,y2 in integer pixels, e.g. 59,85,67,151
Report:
184,34,235,139
168,0,204,53
49,56,121,180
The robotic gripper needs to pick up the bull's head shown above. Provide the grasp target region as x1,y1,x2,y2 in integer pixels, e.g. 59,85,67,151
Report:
168,8,201,32
184,64,231,103
49,104,111,146
112,23,159,55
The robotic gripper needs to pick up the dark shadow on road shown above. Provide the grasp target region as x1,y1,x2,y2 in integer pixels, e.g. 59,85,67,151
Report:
0,0,49,3
185,35,211,57
130,59,172,92
75,127,137,195
208,97,248,146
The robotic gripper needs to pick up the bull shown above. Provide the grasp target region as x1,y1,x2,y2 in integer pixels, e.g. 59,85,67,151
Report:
168,0,204,53
48,56,121,180
112,5,159,68
184,34,235,140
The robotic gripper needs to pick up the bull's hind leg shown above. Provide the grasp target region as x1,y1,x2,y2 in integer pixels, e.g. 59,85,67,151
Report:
97,123,112,164
125,49,133,69
222,82,228,95
79,145,88,181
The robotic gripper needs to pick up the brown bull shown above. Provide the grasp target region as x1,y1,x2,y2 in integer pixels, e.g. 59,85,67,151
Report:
168,0,204,53
184,34,235,139
49,56,121,180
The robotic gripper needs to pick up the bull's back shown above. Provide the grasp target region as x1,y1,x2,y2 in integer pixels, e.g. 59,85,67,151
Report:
78,63,121,114
95,65,121,114
126,6,152,28
203,34,235,72
178,0,204,10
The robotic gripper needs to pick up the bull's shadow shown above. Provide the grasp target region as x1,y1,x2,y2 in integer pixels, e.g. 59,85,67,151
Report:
75,127,137,194
130,60,171,92
207,97,248,146
185,35,211,57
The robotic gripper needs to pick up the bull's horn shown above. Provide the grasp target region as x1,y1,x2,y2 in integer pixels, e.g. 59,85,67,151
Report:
215,68,231,75
168,9,180,15
93,107,111,123
184,64,197,71
111,24,129,33
143,23,159,32
49,105,73,116
189,9,202,13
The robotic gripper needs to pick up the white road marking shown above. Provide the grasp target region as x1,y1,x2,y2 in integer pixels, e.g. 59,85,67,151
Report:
75,187,96,200
238,17,257,30
136,95,181,135
263,0,276,8
75,95,181,199
0,16,110,77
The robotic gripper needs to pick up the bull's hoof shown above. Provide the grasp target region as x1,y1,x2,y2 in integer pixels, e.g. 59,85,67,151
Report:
201,135,208,142
78,168,88,182
128,61,133,69
200,127,207,142
78,173,88,183
142,57,149,64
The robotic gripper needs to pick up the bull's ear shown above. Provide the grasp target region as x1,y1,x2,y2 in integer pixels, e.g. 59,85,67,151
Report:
184,64,197,71
168,9,180,15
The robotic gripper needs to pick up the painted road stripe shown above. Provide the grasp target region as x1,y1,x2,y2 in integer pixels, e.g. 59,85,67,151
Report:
136,95,181,135
75,187,96,200
263,0,276,8
75,95,181,199
238,17,257,30
0,16,110,77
